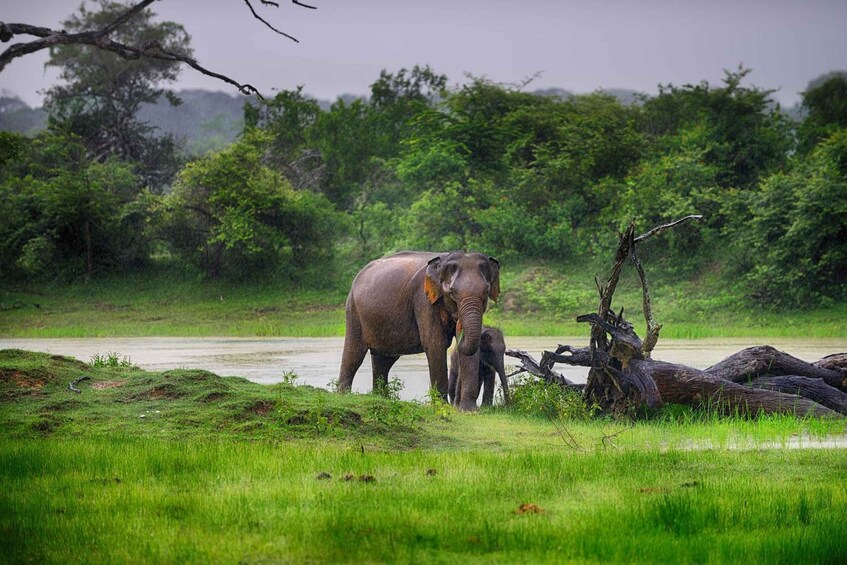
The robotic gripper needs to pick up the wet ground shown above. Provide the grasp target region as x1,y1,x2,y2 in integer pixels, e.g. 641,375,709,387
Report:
2,336,845,402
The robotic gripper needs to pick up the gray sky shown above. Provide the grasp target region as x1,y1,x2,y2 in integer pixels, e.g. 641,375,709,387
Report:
2,0,846,108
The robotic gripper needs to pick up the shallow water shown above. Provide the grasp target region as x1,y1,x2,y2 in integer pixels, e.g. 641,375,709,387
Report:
2,336,845,402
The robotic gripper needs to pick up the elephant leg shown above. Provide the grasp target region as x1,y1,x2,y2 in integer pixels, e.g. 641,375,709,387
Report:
338,308,367,393
424,347,450,402
448,350,459,404
480,365,495,407
454,349,481,411
371,352,399,394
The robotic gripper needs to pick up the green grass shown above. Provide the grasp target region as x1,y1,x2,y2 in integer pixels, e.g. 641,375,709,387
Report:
0,270,348,338
2,349,847,563
3,261,847,338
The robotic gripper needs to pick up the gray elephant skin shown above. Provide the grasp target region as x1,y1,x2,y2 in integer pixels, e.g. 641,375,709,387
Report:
448,327,509,407
337,251,500,411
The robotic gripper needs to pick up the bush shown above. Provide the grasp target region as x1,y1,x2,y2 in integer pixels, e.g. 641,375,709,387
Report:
509,374,595,421
161,130,342,280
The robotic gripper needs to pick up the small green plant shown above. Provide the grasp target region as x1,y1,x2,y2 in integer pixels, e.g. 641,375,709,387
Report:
326,377,340,393
509,374,595,421
279,370,299,386
306,394,336,435
368,378,418,427
90,352,134,369
372,376,405,401
425,387,453,420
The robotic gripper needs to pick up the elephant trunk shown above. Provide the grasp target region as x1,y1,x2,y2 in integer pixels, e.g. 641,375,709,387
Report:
495,357,510,404
456,294,484,357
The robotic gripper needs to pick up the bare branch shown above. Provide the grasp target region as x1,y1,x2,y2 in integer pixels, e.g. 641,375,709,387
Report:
98,0,158,37
243,0,300,42
0,0,319,95
634,214,703,244
630,247,662,357
505,348,581,389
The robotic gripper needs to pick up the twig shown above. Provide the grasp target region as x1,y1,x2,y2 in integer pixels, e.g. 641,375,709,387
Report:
546,408,583,451
601,425,633,450
243,0,300,42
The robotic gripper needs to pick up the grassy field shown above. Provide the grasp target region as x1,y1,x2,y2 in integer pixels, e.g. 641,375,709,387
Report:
3,262,847,338
2,349,846,563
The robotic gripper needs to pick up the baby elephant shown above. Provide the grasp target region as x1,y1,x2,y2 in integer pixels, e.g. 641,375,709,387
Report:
448,327,509,407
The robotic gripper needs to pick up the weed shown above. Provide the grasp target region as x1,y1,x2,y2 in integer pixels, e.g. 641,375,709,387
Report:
368,378,419,427
306,393,337,436
89,351,134,369
425,387,453,420
279,370,299,387
372,376,405,400
326,376,339,393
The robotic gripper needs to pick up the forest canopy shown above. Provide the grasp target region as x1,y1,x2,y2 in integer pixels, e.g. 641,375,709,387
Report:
1,2,846,310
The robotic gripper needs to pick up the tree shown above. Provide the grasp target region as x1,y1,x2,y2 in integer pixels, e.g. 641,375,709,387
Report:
0,131,149,280
0,0,316,96
744,128,847,306
797,72,847,153
639,67,791,191
162,129,340,280
245,86,324,191
44,0,190,190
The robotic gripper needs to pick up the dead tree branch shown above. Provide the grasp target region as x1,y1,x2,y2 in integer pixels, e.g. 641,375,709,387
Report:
505,348,579,389
0,0,316,97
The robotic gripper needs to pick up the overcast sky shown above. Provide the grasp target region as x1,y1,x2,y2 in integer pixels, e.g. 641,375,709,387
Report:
2,0,846,108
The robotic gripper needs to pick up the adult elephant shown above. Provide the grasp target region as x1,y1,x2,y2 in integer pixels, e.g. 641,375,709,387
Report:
337,251,500,411
448,327,509,407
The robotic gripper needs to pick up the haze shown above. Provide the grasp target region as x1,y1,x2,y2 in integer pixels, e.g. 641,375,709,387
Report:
2,0,846,107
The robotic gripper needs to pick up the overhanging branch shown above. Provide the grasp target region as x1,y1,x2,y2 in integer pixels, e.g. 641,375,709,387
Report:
0,0,317,97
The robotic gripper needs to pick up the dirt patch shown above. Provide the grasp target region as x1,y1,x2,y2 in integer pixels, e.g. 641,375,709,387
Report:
91,379,128,390
0,369,47,389
201,391,230,403
514,503,544,515
248,400,275,416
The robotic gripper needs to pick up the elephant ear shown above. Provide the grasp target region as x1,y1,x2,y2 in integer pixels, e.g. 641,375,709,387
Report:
488,256,501,302
424,256,444,304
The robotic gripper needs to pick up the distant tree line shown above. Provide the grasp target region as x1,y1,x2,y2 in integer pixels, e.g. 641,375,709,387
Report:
1,3,846,308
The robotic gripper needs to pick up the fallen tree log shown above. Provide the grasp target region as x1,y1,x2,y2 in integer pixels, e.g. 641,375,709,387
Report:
814,353,847,376
747,376,847,415
705,346,847,391
506,346,844,417
636,360,837,418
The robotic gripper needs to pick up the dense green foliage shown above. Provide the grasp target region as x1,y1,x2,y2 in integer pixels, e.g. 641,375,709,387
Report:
2,350,846,563
43,0,191,191
2,3,847,309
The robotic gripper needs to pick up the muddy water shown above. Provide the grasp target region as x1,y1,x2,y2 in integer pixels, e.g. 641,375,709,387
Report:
2,336,846,402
